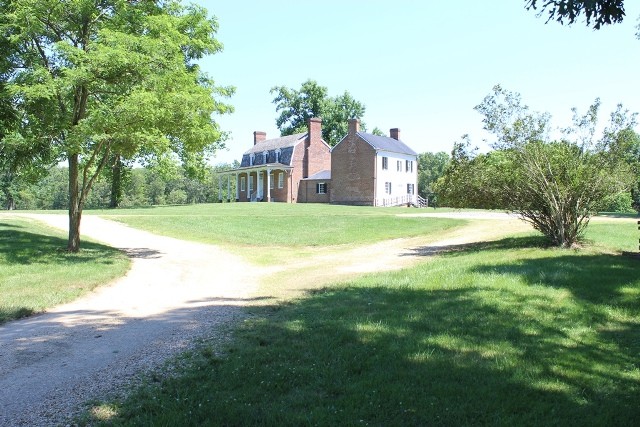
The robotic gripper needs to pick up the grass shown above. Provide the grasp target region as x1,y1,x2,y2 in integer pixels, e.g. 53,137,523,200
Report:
87,220,639,426
0,217,130,324
96,203,464,264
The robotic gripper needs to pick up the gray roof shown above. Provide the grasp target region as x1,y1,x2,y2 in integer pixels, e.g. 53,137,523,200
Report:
357,132,418,156
243,133,306,155
303,170,331,180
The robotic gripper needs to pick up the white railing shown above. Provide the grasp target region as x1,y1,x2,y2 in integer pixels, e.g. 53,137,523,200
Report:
374,194,430,208
416,195,429,208
375,194,415,207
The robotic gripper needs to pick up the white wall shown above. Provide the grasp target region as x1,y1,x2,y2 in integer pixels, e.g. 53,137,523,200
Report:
375,150,418,204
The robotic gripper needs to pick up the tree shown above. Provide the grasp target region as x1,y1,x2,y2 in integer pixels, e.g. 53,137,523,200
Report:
437,85,634,247
608,127,640,211
417,151,449,200
0,7,57,210
271,80,367,146
0,134,55,210
2,0,233,251
526,0,626,29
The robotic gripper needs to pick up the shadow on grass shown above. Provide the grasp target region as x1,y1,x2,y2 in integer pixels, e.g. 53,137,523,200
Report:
403,234,550,258
0,221,26,229
101,284,639,426
0,228,121,265
472,252,639,309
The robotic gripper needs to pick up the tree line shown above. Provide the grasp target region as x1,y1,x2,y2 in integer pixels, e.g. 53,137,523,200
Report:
1,162,238,211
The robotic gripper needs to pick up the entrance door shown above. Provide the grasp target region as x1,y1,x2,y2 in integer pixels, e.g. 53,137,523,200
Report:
257,171,263,200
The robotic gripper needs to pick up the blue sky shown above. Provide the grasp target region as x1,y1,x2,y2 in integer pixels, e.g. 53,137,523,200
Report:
193,0,640,164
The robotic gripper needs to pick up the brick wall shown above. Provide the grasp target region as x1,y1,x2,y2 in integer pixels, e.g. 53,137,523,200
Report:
330,120,376,205
299,179,330,203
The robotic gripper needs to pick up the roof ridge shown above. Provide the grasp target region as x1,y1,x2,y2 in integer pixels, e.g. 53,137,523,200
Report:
356,132,417,156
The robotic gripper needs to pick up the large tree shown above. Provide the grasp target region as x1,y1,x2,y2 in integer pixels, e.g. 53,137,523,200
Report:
271,80,367,146
436,85,634,247
526,0,626,29
2,0,233,251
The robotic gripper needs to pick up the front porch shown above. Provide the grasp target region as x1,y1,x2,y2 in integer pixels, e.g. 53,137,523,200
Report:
217,164,293,203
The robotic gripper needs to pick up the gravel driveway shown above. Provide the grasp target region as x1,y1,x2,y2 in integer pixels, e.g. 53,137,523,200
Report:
0,214,262,426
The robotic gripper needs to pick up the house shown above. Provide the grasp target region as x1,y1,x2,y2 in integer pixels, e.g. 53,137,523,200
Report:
331,119,418,206
220,118,331,203
217,117,418,207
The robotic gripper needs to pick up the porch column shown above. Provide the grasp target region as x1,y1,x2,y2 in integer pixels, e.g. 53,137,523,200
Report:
266,168,272,202
235,173,239,201
218,175,222,202
227,174,231,202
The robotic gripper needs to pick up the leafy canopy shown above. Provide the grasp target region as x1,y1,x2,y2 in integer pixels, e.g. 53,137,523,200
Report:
436,85,635,247
2,0,233,250
271,80,367,146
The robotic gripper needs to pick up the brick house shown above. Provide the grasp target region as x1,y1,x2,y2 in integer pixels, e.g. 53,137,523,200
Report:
218,117,418,206
330,119,418,206
219,118,331,203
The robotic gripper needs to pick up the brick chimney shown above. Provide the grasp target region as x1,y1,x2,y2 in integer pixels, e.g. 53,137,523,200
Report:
253,131,266,145
308,117,322,146
303,117,322,178
348,118,360,136
390,128,400,140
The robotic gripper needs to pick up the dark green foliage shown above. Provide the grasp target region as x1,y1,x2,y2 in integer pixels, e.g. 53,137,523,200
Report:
271,80,367,146
417,151,449,201
526,0,626,29
608,127,640,212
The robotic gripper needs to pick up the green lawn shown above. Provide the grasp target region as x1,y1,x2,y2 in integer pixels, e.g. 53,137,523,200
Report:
87,220,639,426
97,203,464,263
0,217,130,324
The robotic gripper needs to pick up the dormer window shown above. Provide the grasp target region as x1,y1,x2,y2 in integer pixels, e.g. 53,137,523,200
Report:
263,151,269,164
275,149,281,163
249,154,255,166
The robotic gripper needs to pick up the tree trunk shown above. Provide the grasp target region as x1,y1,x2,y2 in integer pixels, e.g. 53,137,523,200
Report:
68,153,82,252
109,153,122,208
6,196,16,210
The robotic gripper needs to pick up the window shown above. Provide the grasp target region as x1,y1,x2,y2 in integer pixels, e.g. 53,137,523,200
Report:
249,154,255,166
382,156,388,170
248,176,254,192
278,172,284,188
397,160,402,172
385,182,392,194
263,151,269,164
269,172,274,189
240,176,246,192
407,183,414,195
406,160,413,173
275,149,281,163
316,182,327,194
